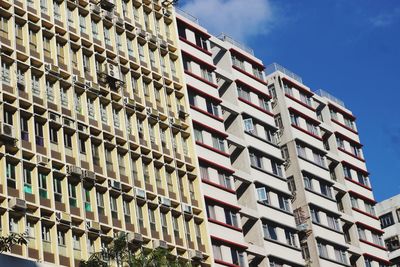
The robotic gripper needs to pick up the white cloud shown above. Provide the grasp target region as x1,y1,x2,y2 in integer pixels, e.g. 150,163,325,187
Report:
369,8,400,27
180,0,275,42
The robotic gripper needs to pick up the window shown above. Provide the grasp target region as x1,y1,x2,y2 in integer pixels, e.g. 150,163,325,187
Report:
365,202,376,216
96,191,105,215
212,135,225,152
218,172,232,190
231,248,245,267
212,244,222,260
284,84,293,96
278,196,290,212
237,85,250,101
73,234,81,250
84,188,91,212
313,151,325,167
310,207,320,223
380,212,394,228
271,161,283,177
290,113,299,126
357,226,366,240
304,175,312,190
15,24,23,47
42,225,51,242
231,55,244,69
195,34,208,50
104,26,111,45
350,196,359,208
357,172,369,187
206,101,219,117
296,143,307,158
320,182,332,198
64,132,72,149
0,16,8,39
149,208,156,230
194,128,203,143
306,121,318,136
327,215,340,231
343,165,352,178
49,127,58,143
243,118,255,133
250,152,262,169
138,43,145,62
285,229,297,247
299,92,312,106
136,203,144,229
68,182,77,207
110,196,118,219
6,161,16,188
263,223,277,240
54,2,61,20
206,203,216,219
259,97,270,111
20,116,29,141
372,232,383,247
29,29,37,51
200,66,213,83
38,172,47,198
334,248,347,264
23,167,32,194
317,242,328,258
252,67,263,80
54,178,62,202
224,210,239,228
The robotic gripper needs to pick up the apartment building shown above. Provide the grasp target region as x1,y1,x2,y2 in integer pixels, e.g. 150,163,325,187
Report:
265,65,390,267
0,0,211,266
377,194,400,266
177,10,305,267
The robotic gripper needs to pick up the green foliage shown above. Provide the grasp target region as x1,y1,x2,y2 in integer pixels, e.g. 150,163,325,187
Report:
80,233,192,267
0,232,28,254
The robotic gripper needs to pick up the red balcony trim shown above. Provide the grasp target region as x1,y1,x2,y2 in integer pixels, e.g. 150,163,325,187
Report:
208,218,243,232
193,120,228,138
176,17,211,38
238,97,274,117
195,141,230,157
335,131,363,147
229,48,265,70
292,124,323,141
235,79,270,99
214,259,241,267
198,157,234,174
285,93,316,111
348,190,376,204
190,105,224,122
205,196,241,211
359,239,387,251
185,70,219,88
179,37,212,56
182,50,216,70
356,221,384,234
328,103,356,121
352,207,379,220
202,178,236,194
232,65,268,86
338,147,365,162
331,119,358,134
341,160,369,175
363,253,391,265
211,235,248,249
282,77,313,96
345,177,372,191
288,107,321,125
187,84,222,103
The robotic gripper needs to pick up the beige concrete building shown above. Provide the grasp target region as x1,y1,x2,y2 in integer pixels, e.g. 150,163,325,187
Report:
377,194,400,266
0,0,211,266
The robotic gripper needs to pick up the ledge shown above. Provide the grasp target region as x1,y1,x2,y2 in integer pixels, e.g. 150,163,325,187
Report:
359,239,387,251
208,218,242,232
235,79,271,99
332,119,358,134
205,196,241,211
202,178,236,194
338,147,365,162
229,47,265,70
264,237,301,251
356,221,384,234
232,65,268,86
363,253,391,265
328,103,356,121
298,155,329,171
292,124,323,141
285,93,316,111
214,259,240,267
281,77,313,96
335,131,363,147
238,97,274,117
198,157,235,174
193,119,228,138
182,50,216,70
319,255,351,267
348,190,376,204
250,165,287,182
190,105,224,122
341,160,369,175
305,187,336,203
344,177,372,191
195,141,230,157
185,70,218,88
244,131,279,148
288,106,320,125
176,17,211,38
211,235,248,249
179,37,212,56
352,207,379,220
187,84,222,103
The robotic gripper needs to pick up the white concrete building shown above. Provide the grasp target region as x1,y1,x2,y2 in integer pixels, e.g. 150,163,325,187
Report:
377,194,400,266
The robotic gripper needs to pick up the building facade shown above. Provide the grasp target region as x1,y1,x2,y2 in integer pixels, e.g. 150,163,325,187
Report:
0,0,211,266
377,194,400,266
176,8,389,267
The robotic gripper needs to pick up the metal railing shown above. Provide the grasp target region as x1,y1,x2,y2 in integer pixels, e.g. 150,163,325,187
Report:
175,7,199,24
265,63,303,84
217,33,254,56
315,89,345,108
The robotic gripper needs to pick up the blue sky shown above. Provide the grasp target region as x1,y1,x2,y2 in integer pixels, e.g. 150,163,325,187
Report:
179,0,400,201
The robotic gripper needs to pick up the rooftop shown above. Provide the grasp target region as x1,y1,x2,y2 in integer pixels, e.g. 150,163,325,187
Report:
217,33,254,56
315,89,345,108
175,7,200,24
265,63,303,84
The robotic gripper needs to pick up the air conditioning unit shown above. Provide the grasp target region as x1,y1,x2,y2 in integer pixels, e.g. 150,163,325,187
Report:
48,112,60,123
85,81,92,88
90,3,101,13
160,40,167,49
102,10,115,20
129,232,143,244
137,28,147,38
182,204,192,214
114,16,124,26
56,211,71,223
135,188,146,199
146,107,159,117
297,223,308,232
91,82,100,92
162,8,171,17
189,250,203,261
124,97,136,108
108,180,121,190
45,64,59,73
149,34,158,44
83,170,96,181
86,220,101,231
63,118,75,128
72,75,85,85
66,165,82,177
159,197,171,207
0,122,15,138
169,118,181,126
9,197,26,210
153,239,168,249
36,155,49,165
106,63,121,80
